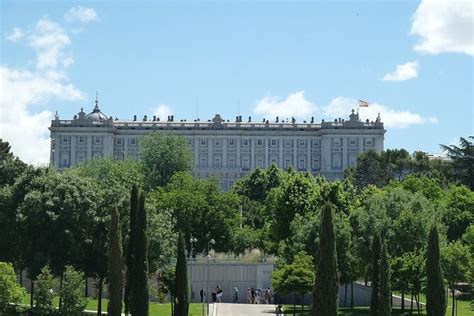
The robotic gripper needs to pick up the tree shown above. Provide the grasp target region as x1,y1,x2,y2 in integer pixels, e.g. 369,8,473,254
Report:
440,136,474,190
0,148,26,187
426,225,446,316
60,266,88,315
369,233,381,316
378,240,391,316
352,150,392,189
441,241,470,316
0,262,26,312
125,185,139,315
139,132,193,189
130,191,149,316
272,251,315,311
174,233,189,316
108,206,123,316
313,203,338,316
34,265,56,315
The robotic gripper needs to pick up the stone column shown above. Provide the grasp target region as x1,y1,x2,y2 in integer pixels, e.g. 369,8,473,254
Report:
265,139,269,168
208,137,213,169
70,135,76,166
250,138,255,169
124,136,129,159
237,137,241,169
53,134,60,167
306,138,311,171
86,135,92,159
321,135,331,171
223,137,227,168
194,137,199,168
293,139,297,169
342,137,348,170
279,138,283,168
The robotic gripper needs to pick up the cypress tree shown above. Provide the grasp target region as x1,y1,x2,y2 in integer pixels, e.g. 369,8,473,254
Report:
125,185,139,315
379,240,391,316
174,232,189,316
131,191,149,316
313,202,338,316
426,225,446,316
108,206,123,316
369,233,381,316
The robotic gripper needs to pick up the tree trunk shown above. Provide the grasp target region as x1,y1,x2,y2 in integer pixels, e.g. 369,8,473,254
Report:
350,281,354,310
390,291,393,307
19,270,23,287
85,277,89,297
344,283,348,307
293,293,296,316
401,292,404,311
30,281,34,308
97,277,103,316
415,294,420,316
301,293,304,313
410,293,413,314
59,273,63,309
451,289,455,316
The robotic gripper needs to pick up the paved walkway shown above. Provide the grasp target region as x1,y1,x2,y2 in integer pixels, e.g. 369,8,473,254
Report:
215,303,277,316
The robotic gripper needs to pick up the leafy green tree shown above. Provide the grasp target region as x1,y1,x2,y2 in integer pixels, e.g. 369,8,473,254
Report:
353,150,392,189
313,203,338,316
441,136,474,190
174,233,189,316
441,241,470,316
0,149,26,187
378,240,391,316
442,184,474,241
60,266,87,315
401,250,426,314
139,132,193,189
0,262,26,312
232,164,284,202
108,206,123,316
369,233,381,316
426,225,446,316
34,265,56,315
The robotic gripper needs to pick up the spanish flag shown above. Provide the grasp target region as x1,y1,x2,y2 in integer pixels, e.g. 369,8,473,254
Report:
359,99,369,107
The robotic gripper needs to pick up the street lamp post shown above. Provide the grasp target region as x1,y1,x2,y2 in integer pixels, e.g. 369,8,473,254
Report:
189,237,197,303
189,237,198,260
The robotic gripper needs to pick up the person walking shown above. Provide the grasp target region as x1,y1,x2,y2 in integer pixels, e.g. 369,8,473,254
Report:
264,288,271,304
246,288,252,304
233,287,239,303
251,288,256,304
216,285,223,303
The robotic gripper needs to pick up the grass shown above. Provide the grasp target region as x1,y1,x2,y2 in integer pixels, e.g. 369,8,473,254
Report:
20,294,472,316
20,294,206,316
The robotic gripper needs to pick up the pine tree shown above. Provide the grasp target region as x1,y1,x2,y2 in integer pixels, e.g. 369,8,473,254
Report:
426,225,447,316
125,185,139,315
131,191,149,316
369,233,381,316
379,240,391,316
108,206,123,316
313,202,338,316
174,232,189,316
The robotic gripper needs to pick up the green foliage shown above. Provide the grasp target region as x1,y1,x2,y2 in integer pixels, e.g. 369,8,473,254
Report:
0,262,26,311
440,136,474,190
139,132,193,189
232,165,284,202
313,203,338,316
60,266,87,315
272,251,315,295
352,150,392,189
0,151,27,187
369,233,381,316
441,241,470,290
426,225,447,316
174,233,189,316
34,265,57,315
107,207,123,316
125,185,139,315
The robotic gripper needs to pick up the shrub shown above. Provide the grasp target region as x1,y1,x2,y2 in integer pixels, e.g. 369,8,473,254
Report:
60,266,88,315
0,262,26,312
34,265,56,314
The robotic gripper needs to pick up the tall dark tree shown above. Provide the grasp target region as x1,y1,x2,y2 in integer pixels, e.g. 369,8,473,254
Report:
440,136,474,189
379,240,391,316
313,202,338,316
426,225,446,316
173,232,189,316
130,191,149,316
369,233,381,316
125,185,139,315
108,206,123,316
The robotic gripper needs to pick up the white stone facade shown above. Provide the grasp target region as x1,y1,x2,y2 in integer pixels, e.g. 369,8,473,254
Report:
49,102,385,190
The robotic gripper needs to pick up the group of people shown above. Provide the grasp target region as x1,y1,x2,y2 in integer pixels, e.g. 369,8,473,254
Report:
246,287,273,304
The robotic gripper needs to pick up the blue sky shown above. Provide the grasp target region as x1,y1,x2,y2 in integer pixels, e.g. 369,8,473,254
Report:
1,0,473,164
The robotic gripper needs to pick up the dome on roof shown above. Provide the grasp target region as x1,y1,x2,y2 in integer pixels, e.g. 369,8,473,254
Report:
85,99,108,121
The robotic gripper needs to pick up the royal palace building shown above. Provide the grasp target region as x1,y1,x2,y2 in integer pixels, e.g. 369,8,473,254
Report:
50,99,385,190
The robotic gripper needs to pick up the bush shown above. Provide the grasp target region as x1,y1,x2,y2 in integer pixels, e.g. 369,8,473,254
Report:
0,262,26,312
60,266,87,315
34,265,56,315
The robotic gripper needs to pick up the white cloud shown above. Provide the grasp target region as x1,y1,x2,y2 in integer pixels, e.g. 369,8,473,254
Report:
382,61,419,82
253,91,315,119
29,18,72,70
153,104,173,120
411,0,474,56
321,97,438,129
0,16,85,165
6,27,24,42
0,67,84,165
65,6,98,23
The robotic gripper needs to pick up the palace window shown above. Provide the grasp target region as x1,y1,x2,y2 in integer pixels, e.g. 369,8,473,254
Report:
257,139,263,146
214,139,221,146
78,136,85,144
271,139,277,147
201,139,207,146
229,139,235,146
243,139,249,146
284,139,292,148
130,138,136,145
299,139,306,147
